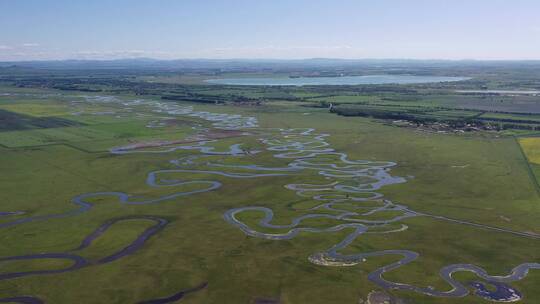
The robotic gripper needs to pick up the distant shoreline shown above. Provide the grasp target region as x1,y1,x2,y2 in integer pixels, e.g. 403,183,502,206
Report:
205,75,471,86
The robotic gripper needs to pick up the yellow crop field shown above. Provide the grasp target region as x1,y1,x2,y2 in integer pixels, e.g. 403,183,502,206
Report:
519,137,540,164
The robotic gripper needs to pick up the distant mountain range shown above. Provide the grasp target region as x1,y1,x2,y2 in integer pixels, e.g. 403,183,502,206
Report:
1,58,539,71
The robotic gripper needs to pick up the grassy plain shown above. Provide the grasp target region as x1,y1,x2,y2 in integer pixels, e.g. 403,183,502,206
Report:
0,85,539,304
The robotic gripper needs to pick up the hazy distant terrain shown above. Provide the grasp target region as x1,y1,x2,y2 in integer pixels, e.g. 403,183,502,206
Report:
0,60,539,303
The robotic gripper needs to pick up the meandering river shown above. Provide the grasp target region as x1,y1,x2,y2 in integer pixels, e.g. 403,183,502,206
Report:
0,94,537,303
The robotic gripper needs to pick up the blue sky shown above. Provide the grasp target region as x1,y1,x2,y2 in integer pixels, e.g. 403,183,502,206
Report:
1,0,539,61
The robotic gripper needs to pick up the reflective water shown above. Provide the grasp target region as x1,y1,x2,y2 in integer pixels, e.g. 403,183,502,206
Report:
205,75,470,86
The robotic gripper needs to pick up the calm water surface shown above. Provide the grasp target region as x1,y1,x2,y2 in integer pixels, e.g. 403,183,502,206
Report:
205,75,471,86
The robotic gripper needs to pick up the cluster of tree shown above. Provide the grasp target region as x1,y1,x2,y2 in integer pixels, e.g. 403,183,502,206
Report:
476,116,540,125
330,105,540,131
330,106,436,124
161,94,260,105
51,85,102,92
161,95,225,104
499,123,539,130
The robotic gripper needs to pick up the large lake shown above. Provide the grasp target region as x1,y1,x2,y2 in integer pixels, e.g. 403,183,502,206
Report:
205,75,470,86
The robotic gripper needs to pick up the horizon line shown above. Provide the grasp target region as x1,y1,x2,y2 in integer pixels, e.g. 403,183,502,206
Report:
2,57,540,63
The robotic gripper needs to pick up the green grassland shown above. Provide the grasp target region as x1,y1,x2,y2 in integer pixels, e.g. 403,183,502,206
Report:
0,85,539,304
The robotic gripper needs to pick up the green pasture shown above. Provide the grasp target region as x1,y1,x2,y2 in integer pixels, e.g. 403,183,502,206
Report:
0,87,538,303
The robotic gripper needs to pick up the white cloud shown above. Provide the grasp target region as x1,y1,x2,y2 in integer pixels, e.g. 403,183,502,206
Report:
74,50,174,60
0,45,12,50
22,43,40,47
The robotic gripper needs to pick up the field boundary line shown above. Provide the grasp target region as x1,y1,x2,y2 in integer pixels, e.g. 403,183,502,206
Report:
0,142,106,154
514,136,540,197
422,213,540,240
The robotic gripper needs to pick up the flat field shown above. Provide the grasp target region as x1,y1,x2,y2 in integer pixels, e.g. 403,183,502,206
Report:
0,86,539,304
